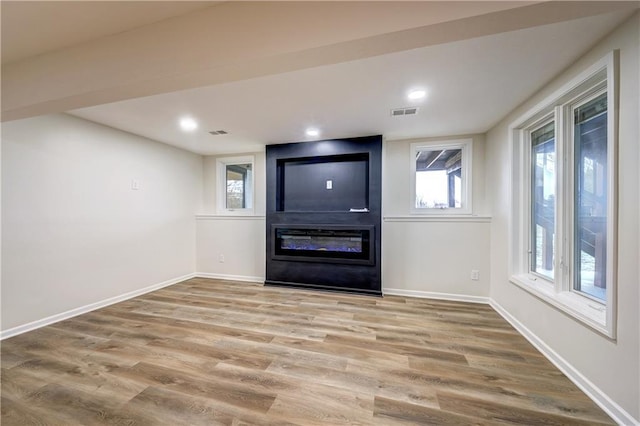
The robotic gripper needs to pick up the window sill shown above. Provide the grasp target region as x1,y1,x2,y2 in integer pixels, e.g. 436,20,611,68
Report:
384,215,491,223
196,214,265,220
510,274,611,338
216,208,256,216
410,208,472,215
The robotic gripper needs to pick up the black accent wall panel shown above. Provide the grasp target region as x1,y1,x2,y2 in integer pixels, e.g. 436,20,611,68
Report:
282,157,368,212
265,135,382,295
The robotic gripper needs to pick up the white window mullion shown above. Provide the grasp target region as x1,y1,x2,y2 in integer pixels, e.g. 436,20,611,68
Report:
555,104,569,294
523,128,533,273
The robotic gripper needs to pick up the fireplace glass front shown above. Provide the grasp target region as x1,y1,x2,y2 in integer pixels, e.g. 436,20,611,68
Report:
273,226,373,264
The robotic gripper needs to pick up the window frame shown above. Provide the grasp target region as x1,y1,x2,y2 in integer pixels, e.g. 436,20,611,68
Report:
508,52,618,338
216,155,255,215
410,138,473,215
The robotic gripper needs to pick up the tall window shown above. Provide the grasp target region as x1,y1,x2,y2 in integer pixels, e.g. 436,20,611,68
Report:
411,139,472,214
531,121,556,281
510,53,617,337
217,156,254,214
573,93,608,302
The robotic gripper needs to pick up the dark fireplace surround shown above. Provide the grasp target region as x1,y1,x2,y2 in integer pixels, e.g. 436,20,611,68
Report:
265,135,382,295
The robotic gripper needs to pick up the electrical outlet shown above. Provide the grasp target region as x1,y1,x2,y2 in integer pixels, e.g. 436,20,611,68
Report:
219,254,225,263
326,180,333,190
471,270,480,281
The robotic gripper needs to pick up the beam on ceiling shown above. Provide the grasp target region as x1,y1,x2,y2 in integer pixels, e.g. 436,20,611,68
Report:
2,1,636,122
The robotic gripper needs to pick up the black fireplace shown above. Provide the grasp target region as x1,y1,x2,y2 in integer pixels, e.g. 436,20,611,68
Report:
265,135,382,295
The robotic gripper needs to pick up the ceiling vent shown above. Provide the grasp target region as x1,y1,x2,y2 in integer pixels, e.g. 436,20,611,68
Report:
391,107,419,117
209,130,228,135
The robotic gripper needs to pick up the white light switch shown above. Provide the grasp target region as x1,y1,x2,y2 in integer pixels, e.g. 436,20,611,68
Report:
131,179,140,190
326,180,333,190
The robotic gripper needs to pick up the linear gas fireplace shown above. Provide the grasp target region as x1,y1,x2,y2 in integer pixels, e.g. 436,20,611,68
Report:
272,225,374,265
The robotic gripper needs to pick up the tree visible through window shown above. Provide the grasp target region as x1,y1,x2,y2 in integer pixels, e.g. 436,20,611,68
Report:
217,156,254,214
226,164,252,209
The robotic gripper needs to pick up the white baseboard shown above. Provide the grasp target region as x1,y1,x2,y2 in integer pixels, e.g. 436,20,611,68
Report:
0,273,196,340
195,272,264,283
383,288,490,304
490,300,638,426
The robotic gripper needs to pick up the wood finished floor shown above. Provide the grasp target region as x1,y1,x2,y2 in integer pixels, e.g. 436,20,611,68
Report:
1,278,613,425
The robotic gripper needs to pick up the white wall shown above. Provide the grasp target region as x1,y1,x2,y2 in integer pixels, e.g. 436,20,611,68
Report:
382,135,491,299
196,217,265,282
196,152,266,280
1,113,202,332
486,13,639,422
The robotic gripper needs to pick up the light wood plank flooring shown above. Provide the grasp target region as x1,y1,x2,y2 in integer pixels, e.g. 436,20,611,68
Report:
1,278,613,425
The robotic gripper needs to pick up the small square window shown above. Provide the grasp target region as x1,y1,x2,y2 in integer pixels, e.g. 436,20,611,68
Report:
411,139,472,214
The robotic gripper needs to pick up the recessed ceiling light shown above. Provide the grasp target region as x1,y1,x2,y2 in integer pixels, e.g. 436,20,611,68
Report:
407,90,427,101
179,117,198,132
306,128,320,137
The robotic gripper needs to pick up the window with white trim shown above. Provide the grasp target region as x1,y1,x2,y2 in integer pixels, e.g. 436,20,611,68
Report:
217,156,254,214
509,52,617,337
411,138,472,214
